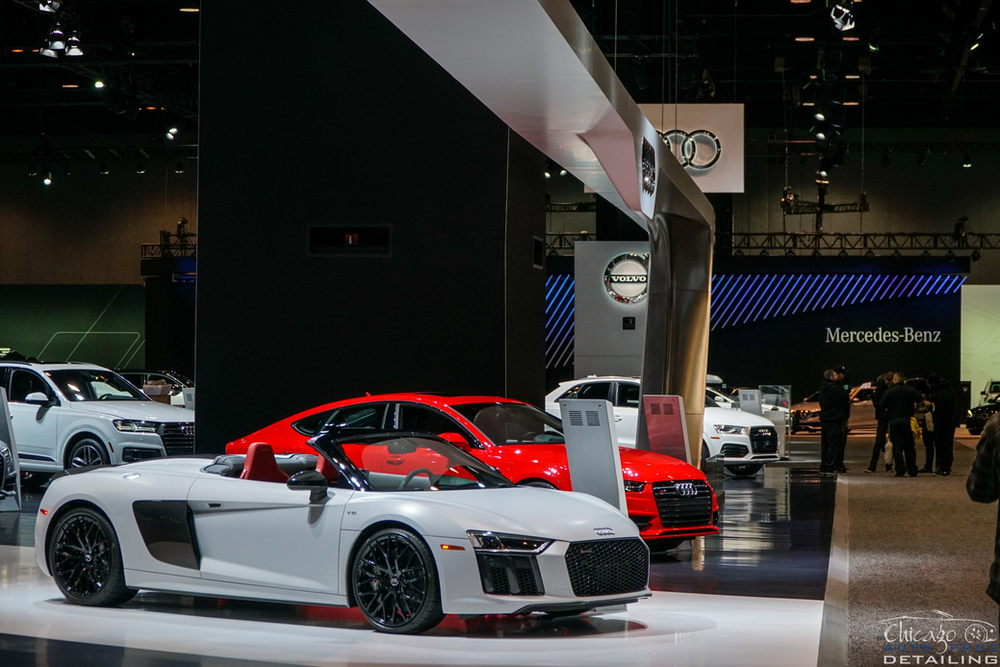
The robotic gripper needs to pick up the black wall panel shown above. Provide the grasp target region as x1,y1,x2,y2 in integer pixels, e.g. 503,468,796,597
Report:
197,0,544,447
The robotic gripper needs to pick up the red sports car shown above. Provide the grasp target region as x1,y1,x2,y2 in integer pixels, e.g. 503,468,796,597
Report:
227,393,719,550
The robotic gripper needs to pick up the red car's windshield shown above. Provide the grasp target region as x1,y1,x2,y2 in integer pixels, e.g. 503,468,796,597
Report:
449,403,565,446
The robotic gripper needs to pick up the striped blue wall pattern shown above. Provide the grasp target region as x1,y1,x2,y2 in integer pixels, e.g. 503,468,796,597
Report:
710,274,967,330
544,273,967,366
545,274,575,369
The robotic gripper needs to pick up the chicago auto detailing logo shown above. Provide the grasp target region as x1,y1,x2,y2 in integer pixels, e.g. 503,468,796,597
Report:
658,129,722,171
826,327,943,344
879,610,999,664
604,253,650,304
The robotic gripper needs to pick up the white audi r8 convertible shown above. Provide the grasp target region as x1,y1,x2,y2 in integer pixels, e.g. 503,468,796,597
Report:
35,431,651,634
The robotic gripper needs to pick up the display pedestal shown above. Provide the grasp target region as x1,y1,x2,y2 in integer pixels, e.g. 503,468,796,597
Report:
558,399,627,513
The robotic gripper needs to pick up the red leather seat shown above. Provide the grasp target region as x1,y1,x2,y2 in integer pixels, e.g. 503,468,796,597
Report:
240,443,289,483
316,456,340,482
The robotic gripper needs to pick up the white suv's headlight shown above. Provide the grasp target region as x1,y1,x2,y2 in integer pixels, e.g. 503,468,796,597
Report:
466,531,551,553
114,420,158,433
714,424,749,435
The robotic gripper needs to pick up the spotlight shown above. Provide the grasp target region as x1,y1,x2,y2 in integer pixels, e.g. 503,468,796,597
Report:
760,249,769,257
559,169,568,176
173,161,185,174
47,23,65,51
892,249,902,258
972,249,981,262
94,80,105,89
99,162,109,175
865,249,875,258
734,249,745,257
27,163,38,176
544,170,551,178
972,32,984,51
786,249,796,257
65,31,82,57
812,249,823,258
830,3,856,32
868,33,881,53
42,170,53,186
135,161,146,174
963,154,973,168
946,250,956,261
38,0,62,12
816,130,827,141
817,169,829,179
166,127,179,141
920,250,931,261
39,46,58,59
838,249,849,258
62,162,71,176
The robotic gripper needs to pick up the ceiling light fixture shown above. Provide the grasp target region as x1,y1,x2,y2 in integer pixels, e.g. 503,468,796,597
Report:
135,161,146,174
42,169,53,186
830,2,856,31
838,249,850,258
27,163,38,176
65,31,83,57
39,46,57,58
38,0,62,13
174,161,185,174
99,162,110,175
166,127,179,140
972,250,982,262
795,36,815,42
47,23,65,50
94,80,105,89
962,154,973,168
62,162,71,176
865,249,875,258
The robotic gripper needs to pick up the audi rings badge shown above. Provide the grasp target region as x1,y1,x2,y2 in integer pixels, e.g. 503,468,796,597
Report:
604,253,649,304
660,129,723,171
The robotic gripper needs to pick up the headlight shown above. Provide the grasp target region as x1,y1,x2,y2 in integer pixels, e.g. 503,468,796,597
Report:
623,480,646,493
714,424,749,435
114,420,158,433
466,531,551,553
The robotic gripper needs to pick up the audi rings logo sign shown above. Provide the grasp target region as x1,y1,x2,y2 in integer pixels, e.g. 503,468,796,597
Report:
659,129,722,171
593,527,616,536
605,253,650,304
674,482,697,497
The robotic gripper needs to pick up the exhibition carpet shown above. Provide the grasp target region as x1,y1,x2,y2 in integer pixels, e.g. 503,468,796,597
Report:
835,433,997,667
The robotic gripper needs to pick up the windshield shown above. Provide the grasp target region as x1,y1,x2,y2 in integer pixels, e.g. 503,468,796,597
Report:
47,369,149,402
313,434,514,491
449,402,565,445
167,371,194,387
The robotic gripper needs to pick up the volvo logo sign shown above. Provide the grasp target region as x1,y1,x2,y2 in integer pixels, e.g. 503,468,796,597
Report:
593,527,615,536
674,482,697,497
604,253,649,304
659,129,722,171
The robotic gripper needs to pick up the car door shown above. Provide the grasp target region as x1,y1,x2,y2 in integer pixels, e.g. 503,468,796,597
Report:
612,381,641,447
6,369,61,467
187,474,354,594
849,387,877,429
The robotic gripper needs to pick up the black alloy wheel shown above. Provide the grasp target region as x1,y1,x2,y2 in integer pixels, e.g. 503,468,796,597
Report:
68,438,109,469
352,527,443,634
48,507,136,606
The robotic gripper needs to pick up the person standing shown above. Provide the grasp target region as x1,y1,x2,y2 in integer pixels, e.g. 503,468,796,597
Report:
866,371,895,473
927,372,959,476
832,364,851,472
966,413,1000,627
880,372,924,477
819,368,850,476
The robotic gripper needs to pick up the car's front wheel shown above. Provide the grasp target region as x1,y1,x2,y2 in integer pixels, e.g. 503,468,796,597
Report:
67,437,109,469
48,507,136,606
352,526,444,634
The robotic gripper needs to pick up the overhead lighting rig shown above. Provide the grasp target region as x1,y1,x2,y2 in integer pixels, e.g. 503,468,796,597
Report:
830,1,856,32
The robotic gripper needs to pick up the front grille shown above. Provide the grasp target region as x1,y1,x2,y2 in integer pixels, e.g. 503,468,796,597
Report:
159,422,195,456
651,480,714,528
564,538,648,597
750,426,778,453
720,443,749,458
476,554,543,596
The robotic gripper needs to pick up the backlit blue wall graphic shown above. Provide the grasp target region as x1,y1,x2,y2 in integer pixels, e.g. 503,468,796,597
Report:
545,274,575,369
710,274,967,330
544,273,967,366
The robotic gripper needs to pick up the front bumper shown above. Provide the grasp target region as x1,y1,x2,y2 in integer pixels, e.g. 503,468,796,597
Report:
626,480,720,540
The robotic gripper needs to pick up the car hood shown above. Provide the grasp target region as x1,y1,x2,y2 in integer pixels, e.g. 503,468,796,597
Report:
617,447,707,483
358,486,640,543
64,400,195,422
704,406,775,427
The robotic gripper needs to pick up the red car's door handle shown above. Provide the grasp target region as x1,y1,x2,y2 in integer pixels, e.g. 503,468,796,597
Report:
386,458,404,466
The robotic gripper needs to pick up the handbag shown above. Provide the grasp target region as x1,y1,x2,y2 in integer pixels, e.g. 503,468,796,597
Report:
884,439,893,464
924,409,935,433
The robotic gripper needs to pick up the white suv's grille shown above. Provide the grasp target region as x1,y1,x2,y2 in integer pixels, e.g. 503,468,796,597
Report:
159,423,195,456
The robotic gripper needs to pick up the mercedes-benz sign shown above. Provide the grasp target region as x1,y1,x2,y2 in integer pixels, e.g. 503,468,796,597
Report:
604,253,650,304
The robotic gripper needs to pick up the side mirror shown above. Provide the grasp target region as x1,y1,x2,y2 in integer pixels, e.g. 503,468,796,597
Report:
24,392,52,406
287,469,330,503
438,432,471,451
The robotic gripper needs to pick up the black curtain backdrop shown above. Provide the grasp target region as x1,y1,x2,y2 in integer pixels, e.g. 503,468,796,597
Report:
196,0,545,449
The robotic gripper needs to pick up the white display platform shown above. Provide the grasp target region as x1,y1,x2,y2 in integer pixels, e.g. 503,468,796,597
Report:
0,545,822,667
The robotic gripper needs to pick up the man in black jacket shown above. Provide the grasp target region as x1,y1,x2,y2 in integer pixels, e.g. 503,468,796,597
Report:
867,371,895,473
967,413,1000,626
881,372,924,477
927,372,959,476
819,368,850,476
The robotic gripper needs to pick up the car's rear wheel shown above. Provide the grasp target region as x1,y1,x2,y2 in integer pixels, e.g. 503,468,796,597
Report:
48,507,136,606
725,463,763,476
67,437,109,469
352,527,444,634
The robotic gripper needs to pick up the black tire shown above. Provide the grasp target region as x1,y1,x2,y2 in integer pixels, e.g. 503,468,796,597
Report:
67,437,110,469
48,506,136,606
519,479,558,489
699,443,711,472
351,527,444,634
725,463,763,477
